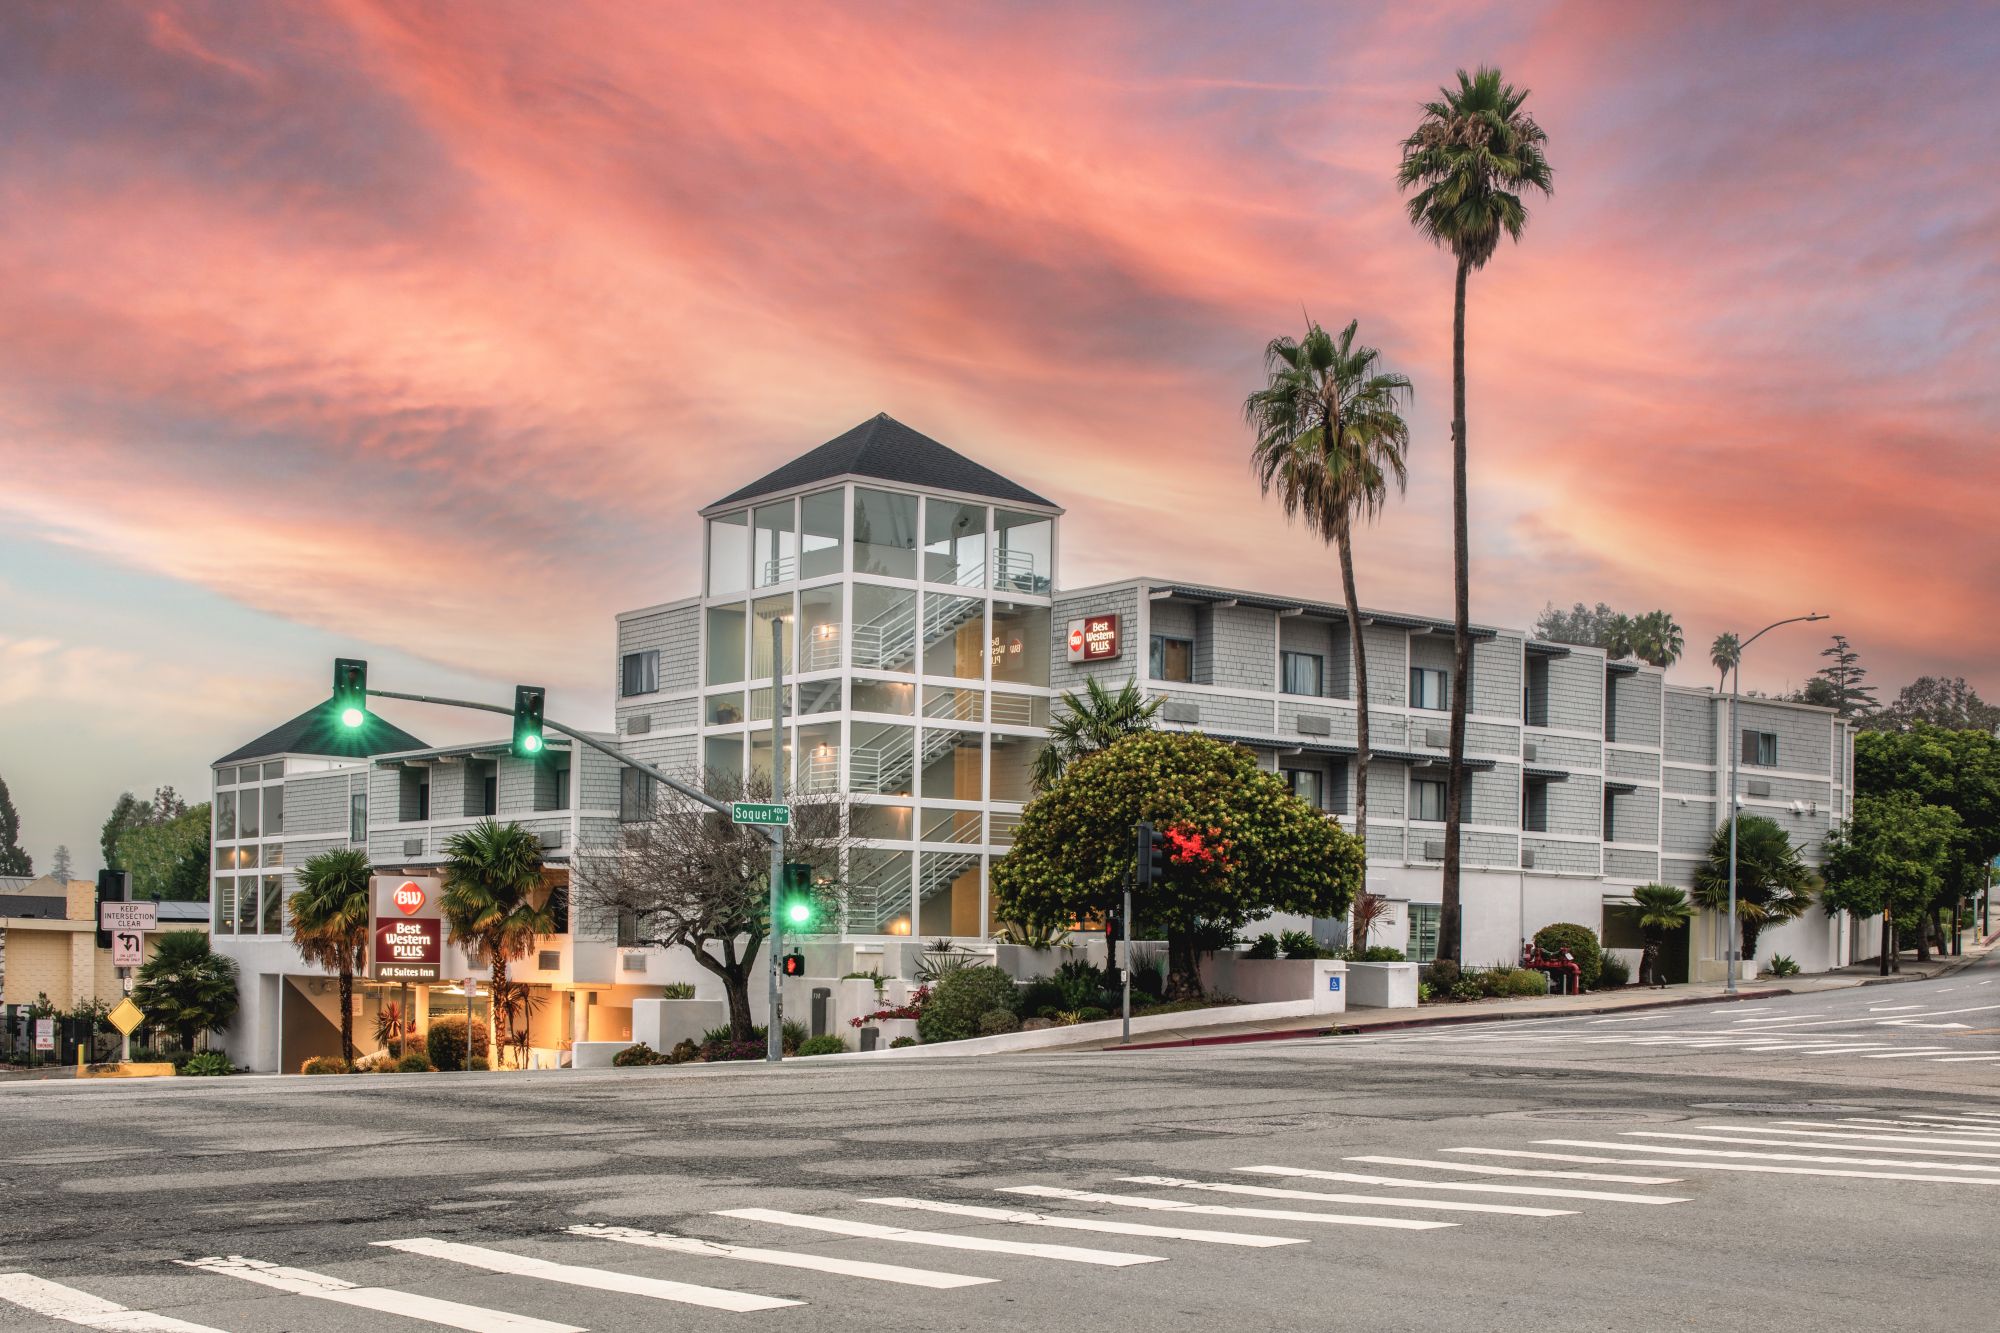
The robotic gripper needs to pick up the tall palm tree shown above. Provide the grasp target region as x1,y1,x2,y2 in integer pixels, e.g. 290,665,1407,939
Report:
290,847,373,1064
1691,815,1816,964
1710,632,1740,690
1032,677,1163,792
1631,882,1694,986
1633,610,1684,668
1398,67,1553,964
441,820,554,1068
1602,612,1637,661
1246,319,1414,882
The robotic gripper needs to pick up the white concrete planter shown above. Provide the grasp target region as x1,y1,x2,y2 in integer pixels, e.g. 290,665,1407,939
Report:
1345,961,1419,1009
571,1039,636,1069
631,999,726,1052
1202,955,1348,1014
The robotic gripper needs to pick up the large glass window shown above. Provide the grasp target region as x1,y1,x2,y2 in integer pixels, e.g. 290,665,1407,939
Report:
748,684,793,722
264,785,284,836
920,728,983,801
262,875,283,934
753,500,796,587
987,733,1035,804
851,804,912,841
1411,777,1447,822
993,509,1052,594
705,692,745,726
989,602,1050,687
851,584,917,672
924,499,987,586
706,510,749,596
216,790,236,840
850,848,913,935
1407,903,1441,964
852,487,918,578
212,878,234,935
748,730,793,789
350,790,367,843
918,850,982,936
238,787,261,839
623,650,660,697
800,585,843,672
851,677,915,716
923,685,983,724
797,679,841,715
235,876,258,934
1150,636,1193,683
704,735,744,787
989,692,1049,728
1281,651,1324,697
751,594,793,680
924,594,986,679
849,721,915,797
798,721,841,793
706,604,746,685
799,488,844,579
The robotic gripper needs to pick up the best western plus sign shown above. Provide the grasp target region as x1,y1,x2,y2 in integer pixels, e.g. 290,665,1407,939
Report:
370,875,443,981
1065,612,1120,663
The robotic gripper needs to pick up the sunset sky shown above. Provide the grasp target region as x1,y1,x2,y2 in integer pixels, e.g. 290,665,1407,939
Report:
2,1,1994,872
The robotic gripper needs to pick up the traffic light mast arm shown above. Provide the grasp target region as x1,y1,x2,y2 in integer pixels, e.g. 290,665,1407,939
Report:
362,687,778,841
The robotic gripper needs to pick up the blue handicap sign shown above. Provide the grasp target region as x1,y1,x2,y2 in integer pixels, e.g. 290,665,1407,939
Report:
1328,975,1342,992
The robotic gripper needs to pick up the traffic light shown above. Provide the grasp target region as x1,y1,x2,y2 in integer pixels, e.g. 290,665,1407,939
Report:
333,658,368,729
780,862,817,931
1103,909,1124,946
1135,821,1167,886
782,952,806,977
512,685,547,757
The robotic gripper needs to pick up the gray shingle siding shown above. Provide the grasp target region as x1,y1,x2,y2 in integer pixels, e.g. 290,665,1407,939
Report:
1277,616,1339,696
1606,748,1660,783
1541,651,1605,733
1607,786,1659,846
1734,701,1832,776
1662,797,1719,856
1469,765,1519,826
1152,692,1273,734
1524,839,1598,875
1663,692,1716,763
1542,775,1604,838
1051,586,1143,691
285,772,353,838
1278,702,1358,745
1525,732,1600,772
618,604,700,698
1609,671,1662,745
1663,765,1716,796
1207,606,1276,692
1604,847,1660,881
1471,635,1523,719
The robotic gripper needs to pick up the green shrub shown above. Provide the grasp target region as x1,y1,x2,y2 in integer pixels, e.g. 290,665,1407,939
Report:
1278,929,1324,959
1348,945,1406,963
1074,1005,1110,1022
659,983,697,1000
300,1056,351,1075
1018,979,1066,1018
1497,967,1550,997
796,1035,847,1056
1132,959,1167,999
1425,959,1461,991
396,1053,435,1073
1417,981,1434,1004
466,1056,489,1071
701,1038,766,1062
178,1052,232,1077
667,1039,700,1064
978,1008,1022,1036
1447,975,1483,1003
890,1035,918,1048
613,1042,666,1067
1764,953,1800,977
425,1014,490,1072
697,1021,809,1054
1533,922,1603,990
1243,933,1280,960
1598,953,1632,988
917,966,1020,1043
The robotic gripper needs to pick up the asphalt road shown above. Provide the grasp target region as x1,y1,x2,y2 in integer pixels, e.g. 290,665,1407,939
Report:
2,953,1995,1333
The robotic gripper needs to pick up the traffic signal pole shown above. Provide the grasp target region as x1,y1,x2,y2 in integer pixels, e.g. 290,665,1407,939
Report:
1121,873,1132,1046
767,617,786,1065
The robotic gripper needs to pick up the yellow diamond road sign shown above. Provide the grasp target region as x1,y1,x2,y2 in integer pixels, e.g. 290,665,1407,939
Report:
108,998,146,1036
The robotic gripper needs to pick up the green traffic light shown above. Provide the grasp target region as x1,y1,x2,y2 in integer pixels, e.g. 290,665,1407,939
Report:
520,733,543,754
786,901,812,926
340,707,365,729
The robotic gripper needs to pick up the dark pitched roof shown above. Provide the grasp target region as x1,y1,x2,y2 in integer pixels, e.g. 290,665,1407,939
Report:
215,698,428,765
709,413,1056,510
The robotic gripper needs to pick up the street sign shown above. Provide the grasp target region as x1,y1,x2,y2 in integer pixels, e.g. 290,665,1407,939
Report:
99,902,157,932
1327,975,1342,992
732,802,791,827
34,1019,55,1051
108,998,146,1036
111,930,144,967
370,876,444,981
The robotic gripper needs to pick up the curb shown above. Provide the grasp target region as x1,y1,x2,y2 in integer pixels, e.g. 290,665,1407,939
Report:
1108,987,1792,1052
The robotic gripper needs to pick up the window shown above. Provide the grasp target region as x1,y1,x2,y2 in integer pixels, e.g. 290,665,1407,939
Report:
989,601,1049,687
212,878,233,936
622,650,660,697
1409,667,1449,711
704,735,744,786
263,761,284,781
706,509,749,596
262,875,283,934
1742,730,1779,767
619,768,655,823
993,509,1052,594
706,605,746,684
924,498,987,586
418,779,432,822
1523,656,1550,727
1283,768,1323,809
800,584,842,672
264,784,284,836
853,487,918,578
350,790,367,843
1407,903,1441,965
483,772,498,817
216,790,236,840
753,499,796,586
799,488,844,579
1411,777,1447,822
554,764,570,811
1523,779,1549,833
1281,651,1323,697
752,594,793,679
1150,635,1194,683
924,594,985,679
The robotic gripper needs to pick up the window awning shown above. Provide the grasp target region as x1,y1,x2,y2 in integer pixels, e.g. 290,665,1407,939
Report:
1524,766,1571,783
1196,730,1499,771
1154,584,1499,641
1525,640,1573,658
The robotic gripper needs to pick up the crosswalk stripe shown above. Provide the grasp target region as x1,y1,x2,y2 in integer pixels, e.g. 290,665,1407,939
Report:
998,1185,1453,1231
1235,1164,1686,1205
861,1197,1307,1247
1797,1045,1899,1054
0,1273,228,1332
179,1256,584,1332
1447,1147,2000,1185
716,1208,1162,1266
1532,1139,2000,1172
1119,1174,1573,1217
1838,1118,2000,1133
376,1238,797,1312
1933,1055,2000,1062
1862,1050,1962,1060
1724,1124,2000,1148
1345,1155,1682,1184
566,1223,992,1289
1893,1114,2000,1126
1618,1131,2000,1160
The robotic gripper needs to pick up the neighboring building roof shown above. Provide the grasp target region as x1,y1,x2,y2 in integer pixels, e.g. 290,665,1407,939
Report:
0,895,70,921
152,901,211,923
1152,584,1501,641
215,698,428,765
708,413,1057,510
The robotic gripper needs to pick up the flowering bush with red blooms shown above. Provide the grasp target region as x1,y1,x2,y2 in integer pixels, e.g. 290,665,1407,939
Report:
850,985,929,1028
1165,825,1228,871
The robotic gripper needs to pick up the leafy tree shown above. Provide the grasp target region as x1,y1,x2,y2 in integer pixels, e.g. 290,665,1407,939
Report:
576,773,852,1043
1821,792,1961,974
131,930,239,1052
992,731,1364,997
1796,678,1841,708
50,844,72,882
1533,601,1617,647
1400,67,1552,963
1812,635,1877,717
1246,317,1414,886
1535,604,1680,667
1710,633,1740,691
0,775,30,875
1032,677,1162,792
1691,815,1816,963
1631,883,1694,986
99,787,189,874
441,820,556,1068
117,804,211,901
1864,676,2000,734
1853,724,1999,958
290,848,373,1063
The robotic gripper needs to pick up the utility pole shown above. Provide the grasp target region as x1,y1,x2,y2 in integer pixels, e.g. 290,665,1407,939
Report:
767,617,787,1065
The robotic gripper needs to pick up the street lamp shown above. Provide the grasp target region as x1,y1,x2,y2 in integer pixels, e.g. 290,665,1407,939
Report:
1724,612,1828,991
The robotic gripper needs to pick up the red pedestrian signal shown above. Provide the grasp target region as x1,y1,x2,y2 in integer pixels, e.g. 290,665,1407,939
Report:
782,952,806,977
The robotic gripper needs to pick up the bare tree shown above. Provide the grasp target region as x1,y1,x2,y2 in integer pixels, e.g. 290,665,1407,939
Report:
575,772,853,1042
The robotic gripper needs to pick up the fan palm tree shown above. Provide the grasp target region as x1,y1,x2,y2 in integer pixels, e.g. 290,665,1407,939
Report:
290,847,373,1063
1710,633,1740,691
1601,612,1637,661
131,930,239,1053
1398,66,1553,964
441,820,555,1068
1633,610,1684,668
1691,815,1817,964
1631,882,1694,986
1246,318,1414,880
1032,677,1163,792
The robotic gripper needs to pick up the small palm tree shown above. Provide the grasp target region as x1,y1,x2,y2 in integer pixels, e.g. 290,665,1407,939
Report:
131,930,239,1053
1601,613,1637,661
1710,633,1740,690
1398,66,1553,965
290,847,373,1063
1631,882,1694,986
1246,318,1414,888
1032,677,1163,792
1692,816,1816,964
441,820,554,1068
1634,611,1684,668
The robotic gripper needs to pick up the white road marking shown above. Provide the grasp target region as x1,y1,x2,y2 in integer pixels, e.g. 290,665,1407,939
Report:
1796,1045,1900,1055
566,1223,993,1288
1235,1164,1685,1204
0,1273,228,1332
1932,1055,2000,1063
1623,1131,2000,1159
1837,1118,2000,1133
179,1256,584,1333
376,1238,798,1312
1119,1175,1572,1216
716,1208,1162,1266
861,1197,1306,1247
1746,1123,2000,1146
1448,1147,2000,1185
1866,1004,1926,1012
1345,1155,1682,1184
999,1185,1453,1231
1879,1115,2000,1129
1533,1139,2000,1172
1863,1049,1964,1059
